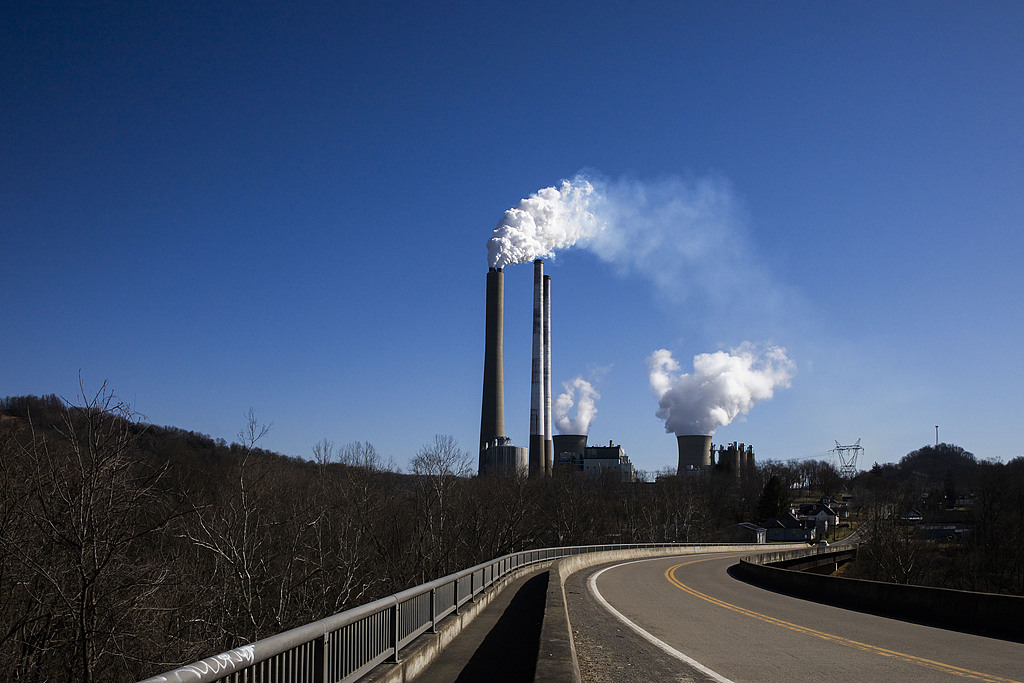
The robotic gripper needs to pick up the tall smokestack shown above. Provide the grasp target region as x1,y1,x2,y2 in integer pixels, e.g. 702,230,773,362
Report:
543,274,553,475
529,259,545,477
677,434,712,474
479,267,505,473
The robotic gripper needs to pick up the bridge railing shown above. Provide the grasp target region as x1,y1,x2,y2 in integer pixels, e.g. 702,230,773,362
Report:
140,542,690,683
735,542,1024,642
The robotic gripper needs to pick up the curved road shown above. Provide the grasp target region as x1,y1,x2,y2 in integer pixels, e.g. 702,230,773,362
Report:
569,552,1024,682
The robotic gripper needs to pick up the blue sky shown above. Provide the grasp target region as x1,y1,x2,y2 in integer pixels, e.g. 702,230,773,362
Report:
4,2,1023,473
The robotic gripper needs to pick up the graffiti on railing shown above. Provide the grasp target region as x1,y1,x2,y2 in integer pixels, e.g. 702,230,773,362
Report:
153,645,255,681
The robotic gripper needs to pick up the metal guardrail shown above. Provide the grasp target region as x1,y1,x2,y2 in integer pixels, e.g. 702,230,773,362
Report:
140,543,693,683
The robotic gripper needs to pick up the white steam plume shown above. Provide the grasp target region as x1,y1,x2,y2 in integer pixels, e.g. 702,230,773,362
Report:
487,179,601,268
648,344,795,436
553,376,600,435
487,173,779,332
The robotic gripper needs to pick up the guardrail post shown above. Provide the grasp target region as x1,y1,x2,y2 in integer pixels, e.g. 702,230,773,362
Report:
430,587,437,633
454,577,460,615
314,632,329,683
392,603,401,663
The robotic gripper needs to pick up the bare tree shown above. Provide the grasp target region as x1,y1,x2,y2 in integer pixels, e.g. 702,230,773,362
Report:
177,410,287,648
300,438,394,615
311,438,336,473
409,435,473,579
340,440,393,472
0,382,180,682
858,485,929,585
410,435,472,483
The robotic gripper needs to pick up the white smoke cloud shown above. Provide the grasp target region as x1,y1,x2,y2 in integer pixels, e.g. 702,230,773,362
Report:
648,344,795,436
553,376,600,435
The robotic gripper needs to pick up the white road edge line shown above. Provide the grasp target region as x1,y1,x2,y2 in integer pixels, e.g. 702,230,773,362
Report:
588,558,734,683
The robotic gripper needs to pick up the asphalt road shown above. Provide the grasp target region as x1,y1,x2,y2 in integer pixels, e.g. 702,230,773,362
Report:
569,552,1024,683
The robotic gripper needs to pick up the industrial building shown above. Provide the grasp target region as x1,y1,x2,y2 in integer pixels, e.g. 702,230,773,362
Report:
479,436,527,476
553,434,636,482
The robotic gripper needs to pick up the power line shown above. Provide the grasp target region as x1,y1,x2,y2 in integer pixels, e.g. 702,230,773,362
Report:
761,451,833,463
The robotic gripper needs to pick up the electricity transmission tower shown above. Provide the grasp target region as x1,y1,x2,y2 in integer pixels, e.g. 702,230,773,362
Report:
831,439,863,479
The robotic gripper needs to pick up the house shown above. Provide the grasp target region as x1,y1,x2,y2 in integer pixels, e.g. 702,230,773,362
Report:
915,523,972,540
798,500,839,536
718,522,766,544
901,508,924,525
761,513,813,542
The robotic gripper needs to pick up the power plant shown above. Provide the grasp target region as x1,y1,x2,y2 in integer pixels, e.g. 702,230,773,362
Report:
477,260,756,482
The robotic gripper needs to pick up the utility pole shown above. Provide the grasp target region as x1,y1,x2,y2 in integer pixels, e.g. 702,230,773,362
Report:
935,425,939,446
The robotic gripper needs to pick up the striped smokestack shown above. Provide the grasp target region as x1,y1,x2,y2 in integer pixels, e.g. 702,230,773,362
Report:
479,267,505,473
529,259,545,477
543,273,553,475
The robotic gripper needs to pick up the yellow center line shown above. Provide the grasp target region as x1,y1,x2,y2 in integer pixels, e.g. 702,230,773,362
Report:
664,557,1020,683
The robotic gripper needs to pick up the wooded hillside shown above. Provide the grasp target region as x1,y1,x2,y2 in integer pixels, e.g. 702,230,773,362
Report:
2,390,1022,681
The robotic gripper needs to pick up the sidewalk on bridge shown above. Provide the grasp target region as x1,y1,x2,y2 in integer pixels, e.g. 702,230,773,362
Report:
370,566,550,683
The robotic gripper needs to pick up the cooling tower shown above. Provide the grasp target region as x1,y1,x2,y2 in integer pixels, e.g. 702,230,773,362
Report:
529,259,545,477
543,274,553,475
677,434,712,473
479,267,505,473
553,434,587,458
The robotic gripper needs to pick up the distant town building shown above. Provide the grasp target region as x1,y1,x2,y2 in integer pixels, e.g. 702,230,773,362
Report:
797,499,841,537
761,513,814,542
718,522,766,544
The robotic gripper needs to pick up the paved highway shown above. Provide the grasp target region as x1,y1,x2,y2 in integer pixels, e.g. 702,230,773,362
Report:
567,551,1024,682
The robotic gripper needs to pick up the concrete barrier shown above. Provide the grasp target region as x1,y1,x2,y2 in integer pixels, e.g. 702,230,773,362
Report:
735,546,1024,642
534,543,807,682
747,545,858,573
